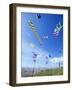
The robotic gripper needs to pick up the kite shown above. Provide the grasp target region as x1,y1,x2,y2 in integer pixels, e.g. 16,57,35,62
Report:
45,61,48,64
37,14,41,19
33,59,36,63
43,35,48,39
59,50,62,54
45,56,48,64
45,56,48,59
32,52,38,58
30,43,35,48
28,19,43,45
53,21,63,37
49,54,52,58
59,62,61,69
32,52,38,76
53,21,63,47
45,56,48,65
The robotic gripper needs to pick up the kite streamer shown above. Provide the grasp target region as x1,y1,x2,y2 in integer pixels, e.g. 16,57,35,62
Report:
28,19,43,45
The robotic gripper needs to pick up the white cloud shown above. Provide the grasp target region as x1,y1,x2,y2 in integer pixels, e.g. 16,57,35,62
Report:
21,41,63,68
50,57,63,63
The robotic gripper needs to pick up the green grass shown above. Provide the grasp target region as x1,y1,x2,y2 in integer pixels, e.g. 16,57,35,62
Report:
34,68,63,76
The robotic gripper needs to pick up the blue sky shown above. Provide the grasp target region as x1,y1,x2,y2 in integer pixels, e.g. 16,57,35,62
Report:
21,12,63,68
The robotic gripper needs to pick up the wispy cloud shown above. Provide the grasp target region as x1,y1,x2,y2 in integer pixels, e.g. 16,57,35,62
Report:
50,57,63,63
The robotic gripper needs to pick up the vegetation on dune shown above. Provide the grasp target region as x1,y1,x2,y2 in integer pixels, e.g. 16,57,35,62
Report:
33,68,63,76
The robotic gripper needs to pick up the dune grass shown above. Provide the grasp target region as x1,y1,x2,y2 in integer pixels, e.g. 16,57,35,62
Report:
34,68,63,76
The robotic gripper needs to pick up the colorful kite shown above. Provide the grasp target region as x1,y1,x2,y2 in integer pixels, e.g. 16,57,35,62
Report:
53,21,63,37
